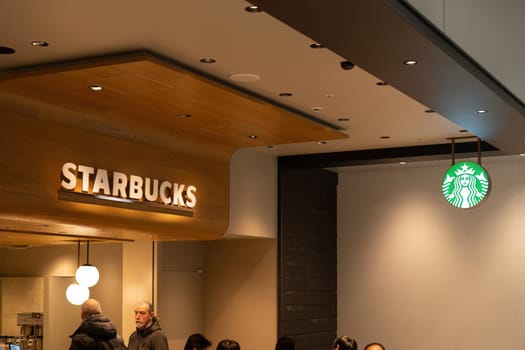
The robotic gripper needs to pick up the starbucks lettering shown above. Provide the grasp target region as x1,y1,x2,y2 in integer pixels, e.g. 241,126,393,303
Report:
60,162,197,209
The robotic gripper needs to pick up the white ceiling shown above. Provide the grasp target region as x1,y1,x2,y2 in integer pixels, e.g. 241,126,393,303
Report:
2,0,507,157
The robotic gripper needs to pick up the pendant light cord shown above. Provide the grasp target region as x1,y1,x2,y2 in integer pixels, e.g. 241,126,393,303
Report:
77,240,81,267
87,240,90,264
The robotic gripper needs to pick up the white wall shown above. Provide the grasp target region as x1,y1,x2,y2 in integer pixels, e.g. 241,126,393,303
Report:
157,238,277,350
122,241,154,342
226,148,277,239
337,156,525,350
157,241,206,350
203,238,277,350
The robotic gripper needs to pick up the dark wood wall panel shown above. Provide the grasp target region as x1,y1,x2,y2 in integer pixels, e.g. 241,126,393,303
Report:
278,167,338,350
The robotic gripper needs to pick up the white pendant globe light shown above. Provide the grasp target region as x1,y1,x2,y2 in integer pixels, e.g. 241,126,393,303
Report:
66,283,90,305
76,264,99,287
75,240,100,287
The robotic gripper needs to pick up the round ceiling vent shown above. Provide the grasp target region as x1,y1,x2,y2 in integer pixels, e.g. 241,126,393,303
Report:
229,73,260,82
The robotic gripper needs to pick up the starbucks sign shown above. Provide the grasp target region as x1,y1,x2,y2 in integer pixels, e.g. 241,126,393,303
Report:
441,161,490,208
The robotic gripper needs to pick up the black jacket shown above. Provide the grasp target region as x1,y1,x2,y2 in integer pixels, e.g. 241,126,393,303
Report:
128,317,169,350
69,314,126,350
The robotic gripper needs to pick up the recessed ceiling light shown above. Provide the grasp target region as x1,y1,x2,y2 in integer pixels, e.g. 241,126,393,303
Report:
245,5,262,12
310,43,324,49
199,58,216,64
476,109,488,114
278,92,293,97
229,73,260,82
89,85,103,91
380,136,391,139
403,59,418,66
248,135,258,139
337,117,350,122
311,106,324,112
178,113,192,118
399,162,407,165
425,109,435,113
317,141,327,145
31,41,49,47
520,154,525,157
325,93,334,98
459,129,468,133
0,46,16,54
376,81,389,86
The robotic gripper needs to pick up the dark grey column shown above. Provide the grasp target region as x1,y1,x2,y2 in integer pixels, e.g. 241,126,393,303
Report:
278,167,338,350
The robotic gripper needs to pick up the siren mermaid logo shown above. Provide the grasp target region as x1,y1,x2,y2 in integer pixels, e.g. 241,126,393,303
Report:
441,161,490,209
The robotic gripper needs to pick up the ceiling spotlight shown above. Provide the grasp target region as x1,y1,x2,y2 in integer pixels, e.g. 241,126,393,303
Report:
317,141,327,145
380,136,391,139
89,85,103,91
278,92,293,97
376,81,389,86
178,113,192,118
0,46,16,54
310,43,324,49
520,154,525,157
337,117,350,122
399,161,407,165
31,41,49,47
248,135,257,139
340,61,355,70
311,106,324,112
425,109,435,113
403,59,418,66
199,58,216,64
267,145,275,149
476,109,488,114
459,129,468,133
245,5,262,12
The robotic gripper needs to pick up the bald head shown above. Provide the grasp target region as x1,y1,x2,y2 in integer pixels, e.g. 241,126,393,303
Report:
81,298,102,319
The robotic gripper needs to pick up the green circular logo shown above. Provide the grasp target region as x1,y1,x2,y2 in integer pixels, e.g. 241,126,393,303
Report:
441,161,490,208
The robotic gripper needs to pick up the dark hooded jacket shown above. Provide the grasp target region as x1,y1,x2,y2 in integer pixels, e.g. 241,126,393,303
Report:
69,314,127,350
128,317,169,350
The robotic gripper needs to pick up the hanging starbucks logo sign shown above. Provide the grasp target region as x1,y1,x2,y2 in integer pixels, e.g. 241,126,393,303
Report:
441,161,490,209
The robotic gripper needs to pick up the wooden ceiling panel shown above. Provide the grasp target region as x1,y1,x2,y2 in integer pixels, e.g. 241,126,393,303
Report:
0,51,347,151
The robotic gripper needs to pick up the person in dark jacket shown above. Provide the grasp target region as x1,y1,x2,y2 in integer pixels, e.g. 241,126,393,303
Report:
275,337,294,350
69,298,127,350
216,339,240,350
333,336,357,350
184,333,211,350
128,301,169,350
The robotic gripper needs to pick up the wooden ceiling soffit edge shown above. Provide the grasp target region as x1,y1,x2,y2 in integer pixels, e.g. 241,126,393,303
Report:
0,51,348,151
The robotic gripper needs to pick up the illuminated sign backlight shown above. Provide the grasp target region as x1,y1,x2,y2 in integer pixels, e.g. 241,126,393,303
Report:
58,162,197,216
441,161,490,209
